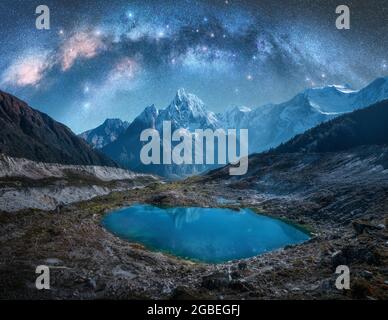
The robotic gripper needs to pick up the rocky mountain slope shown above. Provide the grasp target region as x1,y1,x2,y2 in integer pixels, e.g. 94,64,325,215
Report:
0,91,117,167
272,99,388,154
0,153,157,212
79,118,129,149
0,153,138,181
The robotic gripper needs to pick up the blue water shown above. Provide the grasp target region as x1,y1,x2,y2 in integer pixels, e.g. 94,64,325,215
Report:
102,204,310,263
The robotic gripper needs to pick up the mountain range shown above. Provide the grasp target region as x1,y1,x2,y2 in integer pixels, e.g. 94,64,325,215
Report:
222,77,388,153
272,98,388,154
79,118,130,149
204,98,388,191
0,91,117,167
81,77,388,178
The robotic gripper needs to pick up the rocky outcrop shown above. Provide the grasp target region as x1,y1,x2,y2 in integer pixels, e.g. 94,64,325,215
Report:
0,153,139,181
0,185,114,212
0,154,157,212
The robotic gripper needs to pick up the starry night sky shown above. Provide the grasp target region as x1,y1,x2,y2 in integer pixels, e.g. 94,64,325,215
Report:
0,0,387,133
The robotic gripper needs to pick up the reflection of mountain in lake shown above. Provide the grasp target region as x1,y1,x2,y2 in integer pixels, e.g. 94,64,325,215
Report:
168,207,202,228
102,205,309,263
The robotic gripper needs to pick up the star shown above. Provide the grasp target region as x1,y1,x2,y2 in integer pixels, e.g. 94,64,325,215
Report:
1,0,385,135
83,102,91,110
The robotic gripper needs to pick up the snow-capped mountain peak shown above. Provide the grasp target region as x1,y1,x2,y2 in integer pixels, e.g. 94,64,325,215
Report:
330,84,358,93
225,105,252,113
137,104,158,126
79,118,130,149
174,88,190,103
300,84,357,113
169,88,206,115
160,89,220,130
354,76,388,108
221,105,252,127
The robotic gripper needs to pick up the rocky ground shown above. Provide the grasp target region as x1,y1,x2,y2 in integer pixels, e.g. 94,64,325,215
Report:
0,180,387,300
0,147,387,300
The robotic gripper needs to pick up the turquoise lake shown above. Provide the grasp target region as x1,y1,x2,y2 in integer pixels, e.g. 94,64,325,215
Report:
102,204,310,263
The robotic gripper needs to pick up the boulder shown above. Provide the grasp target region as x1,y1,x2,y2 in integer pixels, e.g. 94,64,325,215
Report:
238,262,248,271
201,272,230,290
228,280,254,292
352,220,380,235
170,286,200,300
331,245,381,268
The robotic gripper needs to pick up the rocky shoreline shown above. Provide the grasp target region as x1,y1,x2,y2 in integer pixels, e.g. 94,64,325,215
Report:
0,179,387,300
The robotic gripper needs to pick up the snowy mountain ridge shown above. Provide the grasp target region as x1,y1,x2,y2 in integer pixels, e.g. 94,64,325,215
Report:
100,76,388,178
79,118,130,149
